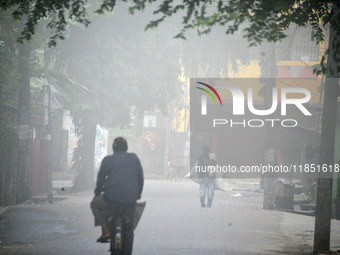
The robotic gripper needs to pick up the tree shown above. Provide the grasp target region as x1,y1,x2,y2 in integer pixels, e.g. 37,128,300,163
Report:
0,11,21,205
46,8,183,189
0,0,90,46
0,9,46,205
1,1,183,191
2,1,339,75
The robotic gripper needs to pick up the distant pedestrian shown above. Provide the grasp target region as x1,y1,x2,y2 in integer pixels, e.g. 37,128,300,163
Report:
197,145,217,208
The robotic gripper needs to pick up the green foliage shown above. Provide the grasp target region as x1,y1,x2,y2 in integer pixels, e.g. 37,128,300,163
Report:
0,0,91,47
50,11,182,126
0,11,20,147
51,17,133,127
45,12,183,183
103,0,339,75
3,0,339,76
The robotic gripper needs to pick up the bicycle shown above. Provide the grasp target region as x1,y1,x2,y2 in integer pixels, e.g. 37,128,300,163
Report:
107,206,129,255
104,201,146,255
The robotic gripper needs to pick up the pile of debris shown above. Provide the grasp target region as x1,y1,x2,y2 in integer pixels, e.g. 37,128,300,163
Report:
274,179,315,216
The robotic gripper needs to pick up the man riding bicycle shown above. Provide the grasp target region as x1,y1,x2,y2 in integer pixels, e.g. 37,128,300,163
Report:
90,137,144,254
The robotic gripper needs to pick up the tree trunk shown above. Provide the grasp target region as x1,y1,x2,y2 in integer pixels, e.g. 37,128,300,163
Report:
313,4,340,252
73,111,97,191
16,43,31,204
262,42,277,209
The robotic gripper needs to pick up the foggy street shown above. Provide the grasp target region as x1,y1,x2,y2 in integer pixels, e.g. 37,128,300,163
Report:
1,0,340,254
2,179,338,255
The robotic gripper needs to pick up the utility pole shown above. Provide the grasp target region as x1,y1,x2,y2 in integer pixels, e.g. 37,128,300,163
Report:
260,42,277,209
43,26,53,204
42,80,53,204
17,43,31,204
313,3,340,252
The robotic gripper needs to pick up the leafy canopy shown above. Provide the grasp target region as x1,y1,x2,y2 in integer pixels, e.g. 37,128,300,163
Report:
1,0,339,74
123,0,339,75
0,0,90,46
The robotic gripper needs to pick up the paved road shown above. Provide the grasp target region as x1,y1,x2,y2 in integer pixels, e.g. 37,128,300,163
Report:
0,179,315,254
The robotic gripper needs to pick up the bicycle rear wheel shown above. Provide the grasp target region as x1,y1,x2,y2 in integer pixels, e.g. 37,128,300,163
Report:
110,219,123,255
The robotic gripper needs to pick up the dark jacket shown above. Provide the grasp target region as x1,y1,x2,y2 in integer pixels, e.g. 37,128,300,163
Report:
197,153,217,179
94,152,144,205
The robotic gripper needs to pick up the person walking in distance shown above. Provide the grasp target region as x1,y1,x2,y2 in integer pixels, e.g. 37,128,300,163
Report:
197,145,217,208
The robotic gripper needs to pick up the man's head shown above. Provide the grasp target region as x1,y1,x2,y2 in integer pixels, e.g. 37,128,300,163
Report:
112,137,128,153
203,145,210,156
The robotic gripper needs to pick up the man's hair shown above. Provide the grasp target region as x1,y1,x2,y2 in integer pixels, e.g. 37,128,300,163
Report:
112,137,128,152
